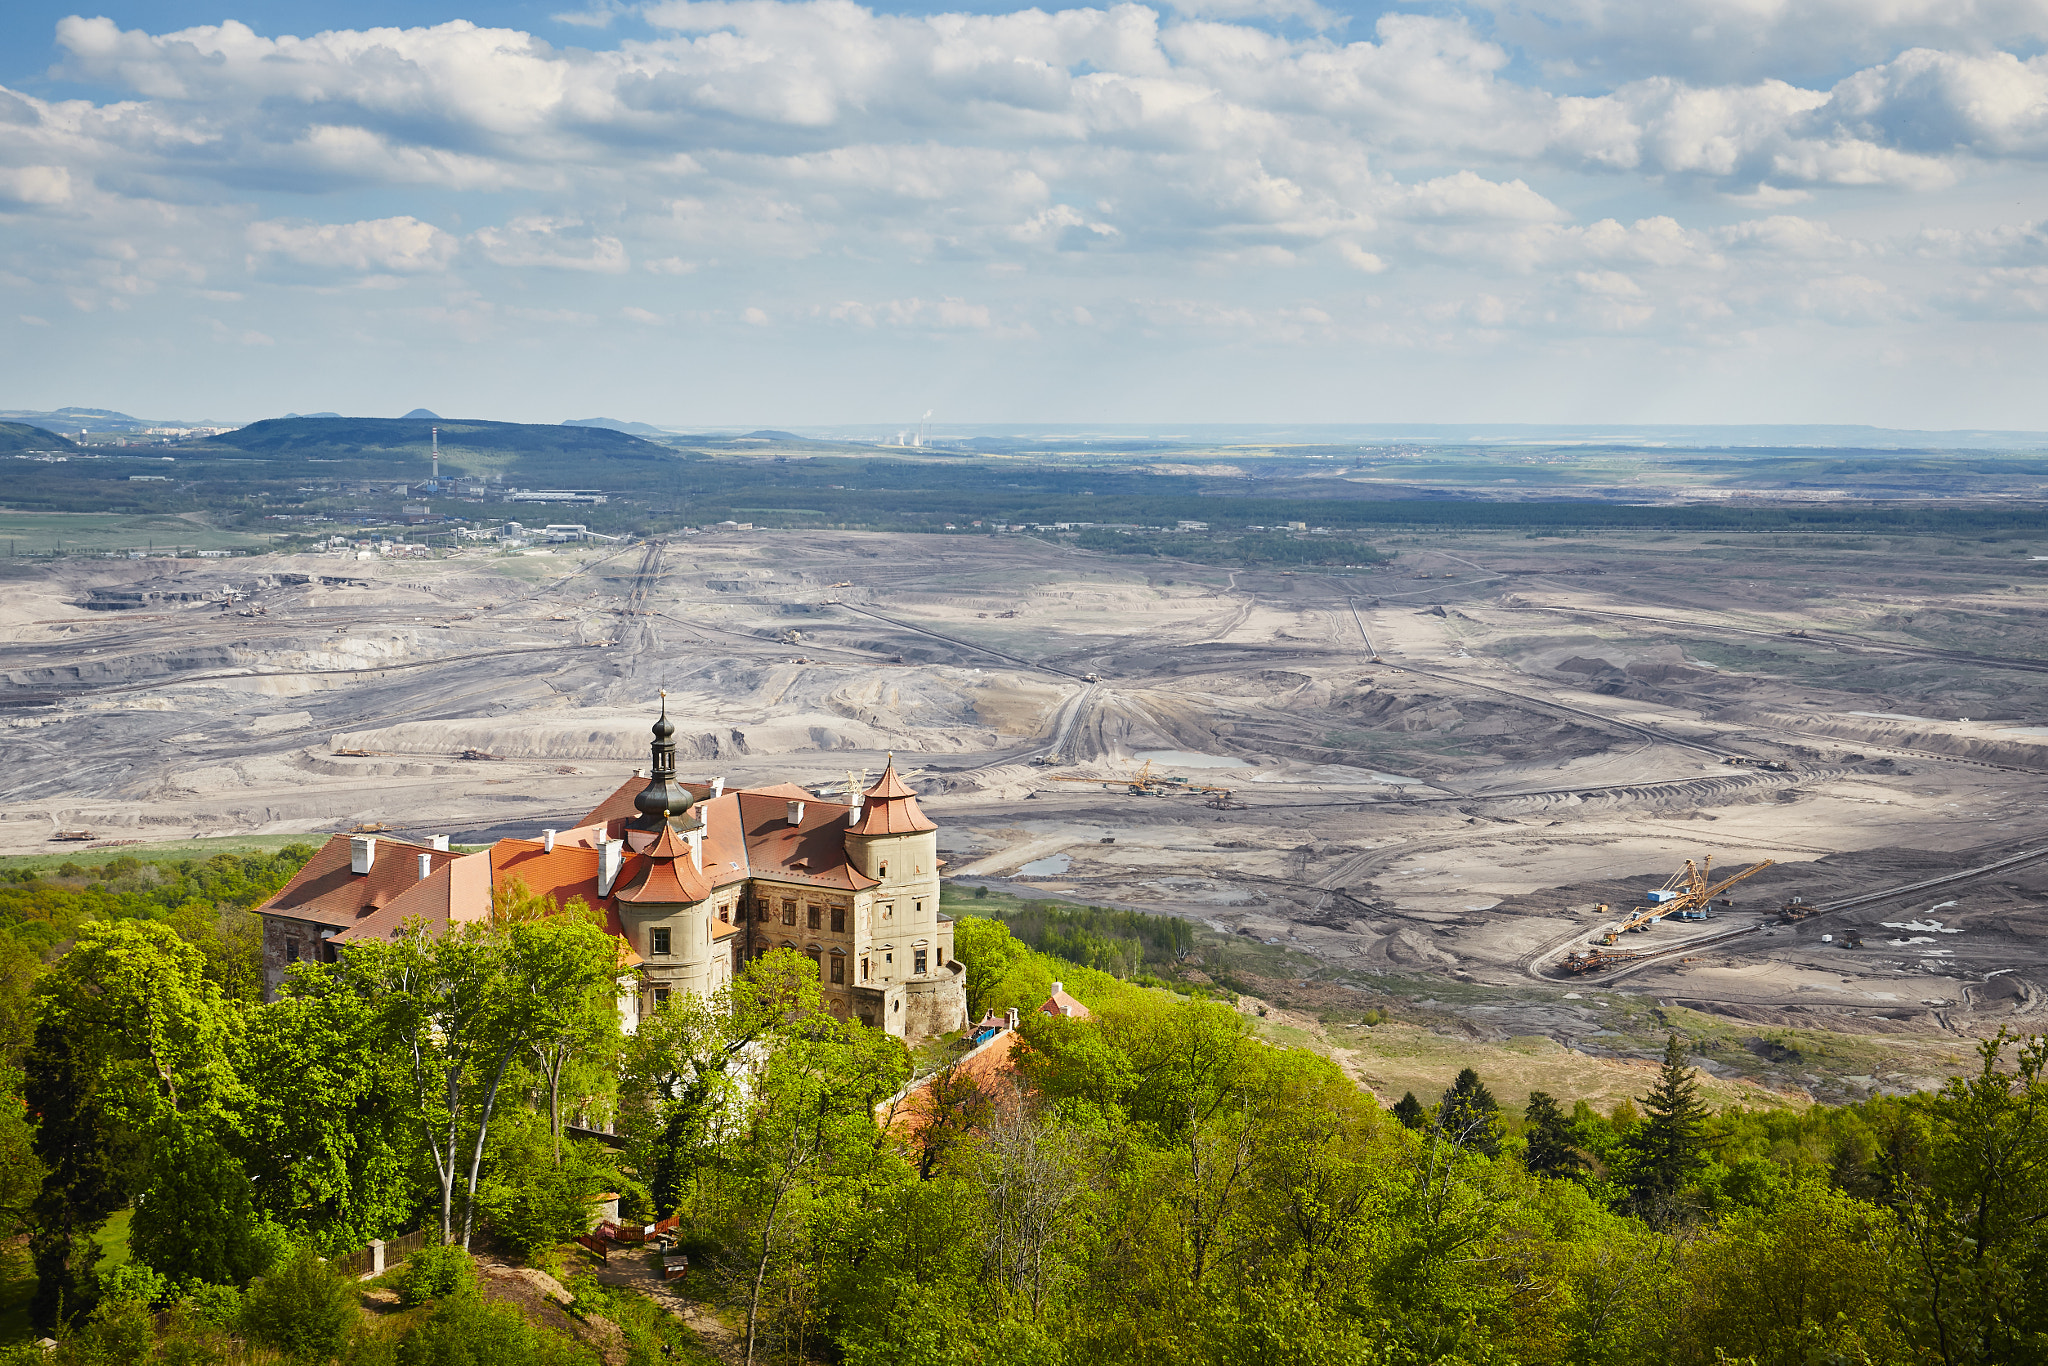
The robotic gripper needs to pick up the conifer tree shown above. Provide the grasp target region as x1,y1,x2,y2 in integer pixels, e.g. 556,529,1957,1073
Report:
1522,1091,1586,1179
1437,1067,1501,1155
1622,1034,1711,1222
1392,1091,1425,1130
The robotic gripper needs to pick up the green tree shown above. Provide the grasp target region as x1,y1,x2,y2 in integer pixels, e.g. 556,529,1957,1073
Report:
25,921,243,1329
1391,1091,1425,1130
620,949,828,1218
1436,1067,1500,1156
504,906,622,1165
1674,1180,1904,1365
129,1117,275,1287
240,1247,361,1362
1891,1030,2048,1364
722,949,910,1365
1524,1090,1587,1180
953,915,1030,1020
335,914,620,1248
238,976,419,1253
1621,1035,1711,1224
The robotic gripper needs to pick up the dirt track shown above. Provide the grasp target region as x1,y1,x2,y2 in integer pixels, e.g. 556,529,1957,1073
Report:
7,525,2048,1092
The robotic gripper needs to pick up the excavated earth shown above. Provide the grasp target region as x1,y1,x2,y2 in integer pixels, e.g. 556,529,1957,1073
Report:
6,525,2048,1099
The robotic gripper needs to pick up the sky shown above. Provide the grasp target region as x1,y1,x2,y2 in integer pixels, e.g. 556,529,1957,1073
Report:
2,1,2047,427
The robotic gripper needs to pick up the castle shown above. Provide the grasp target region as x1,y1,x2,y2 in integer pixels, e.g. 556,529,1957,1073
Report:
253,704,968,1041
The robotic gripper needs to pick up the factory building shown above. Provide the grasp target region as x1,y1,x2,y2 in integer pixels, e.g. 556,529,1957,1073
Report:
251,706,967,1041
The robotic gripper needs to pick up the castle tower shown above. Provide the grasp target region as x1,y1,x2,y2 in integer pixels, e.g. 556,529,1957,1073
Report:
844,757,961,1035
613,822,720,1006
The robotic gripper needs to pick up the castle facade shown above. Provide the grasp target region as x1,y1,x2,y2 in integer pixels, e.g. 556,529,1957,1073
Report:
253,708,968,1041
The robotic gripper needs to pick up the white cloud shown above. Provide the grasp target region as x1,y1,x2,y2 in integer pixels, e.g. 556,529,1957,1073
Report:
0,166,74,207
7,3,2048,423
472,217,629,272
246,216,458,274
1471,0,2048,85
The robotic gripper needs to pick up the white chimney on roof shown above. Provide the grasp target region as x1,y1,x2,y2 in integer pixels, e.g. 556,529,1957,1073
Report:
543,828,556,853
598,836,624,897
786,800,805,826
687,828,704,871
1051,980,1063,996
350,836,376,875
711,777,725,798
417,852,432,881
431,834,450,851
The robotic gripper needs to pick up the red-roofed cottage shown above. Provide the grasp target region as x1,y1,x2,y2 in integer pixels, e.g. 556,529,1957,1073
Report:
254,706,968,1042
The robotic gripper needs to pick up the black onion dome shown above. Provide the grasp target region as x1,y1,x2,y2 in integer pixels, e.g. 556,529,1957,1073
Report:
634,695,694,820
634,776,694,820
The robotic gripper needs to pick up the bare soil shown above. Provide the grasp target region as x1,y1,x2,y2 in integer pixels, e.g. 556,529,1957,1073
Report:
9,526,2048,1100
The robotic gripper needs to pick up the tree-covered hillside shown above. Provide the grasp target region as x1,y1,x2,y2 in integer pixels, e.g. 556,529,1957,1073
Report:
5,848,2048,1363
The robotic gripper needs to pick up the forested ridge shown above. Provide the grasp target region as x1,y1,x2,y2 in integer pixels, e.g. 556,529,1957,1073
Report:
2,851,2046,1364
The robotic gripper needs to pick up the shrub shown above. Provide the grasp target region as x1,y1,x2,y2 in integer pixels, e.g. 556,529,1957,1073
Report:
399,1243,477,1308
396,1293,594,1366
240,1247,358,1361
50,1297,153,1366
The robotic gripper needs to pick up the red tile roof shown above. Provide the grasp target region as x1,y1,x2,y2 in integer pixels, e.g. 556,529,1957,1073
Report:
256,834,461,930
614,825,716,905
884,1032,1026,1138
335,849,494,945
579,777,713,829
847,793,937,835
737,793,878,890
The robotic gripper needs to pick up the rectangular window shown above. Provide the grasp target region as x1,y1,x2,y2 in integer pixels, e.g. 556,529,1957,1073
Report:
914,899,923,917
653,988,670,1008
806,904,820,930
650,927,671,956
321,941,339,964
718,905,730,923
757,900,770,923
882,902,893,921
831,956,845,984
830,906,845,933
914,948,928,975
285,939,300,964
861,958,869,982
782,899,797,926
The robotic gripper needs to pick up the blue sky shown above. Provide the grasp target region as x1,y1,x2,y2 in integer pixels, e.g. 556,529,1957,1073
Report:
4,0,2048,426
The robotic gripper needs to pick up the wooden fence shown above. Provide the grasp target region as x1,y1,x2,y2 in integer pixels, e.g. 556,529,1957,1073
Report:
332,1228,431,1279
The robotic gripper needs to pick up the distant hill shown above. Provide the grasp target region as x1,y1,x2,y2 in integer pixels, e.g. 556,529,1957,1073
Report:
564,417,670,437
400,408,441,420
51,407,140,421
0,423,80,454
204,417,670,475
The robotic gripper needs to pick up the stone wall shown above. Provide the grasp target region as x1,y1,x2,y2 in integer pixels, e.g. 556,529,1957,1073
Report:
903,959,967,1042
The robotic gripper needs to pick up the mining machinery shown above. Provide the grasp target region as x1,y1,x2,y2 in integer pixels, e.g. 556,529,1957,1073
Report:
1593,854,1776,946
1778,895,1821,923
1558,948,1643,975
1045,760,1242,802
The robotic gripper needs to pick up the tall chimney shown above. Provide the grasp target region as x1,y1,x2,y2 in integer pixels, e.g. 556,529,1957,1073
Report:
598,837,624,897
786,800,805,826
711,777,725,798
431,834,450,851
350,836,376,875
417,852,432,881
543,828,556,853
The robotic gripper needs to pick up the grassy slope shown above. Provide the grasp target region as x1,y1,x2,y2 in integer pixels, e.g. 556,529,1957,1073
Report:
0,424,78,455
0,833,326,875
